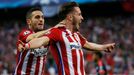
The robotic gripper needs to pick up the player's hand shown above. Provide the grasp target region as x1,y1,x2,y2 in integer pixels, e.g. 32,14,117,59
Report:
18,40,26,51
54,24,65,28
104,43,115,53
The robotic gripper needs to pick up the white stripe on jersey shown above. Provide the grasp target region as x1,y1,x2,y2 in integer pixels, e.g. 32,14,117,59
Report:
38,57,44,75
21,50,31,75
56,42,65,75
77,50,81,75
30,54,37,75
81,50,86,75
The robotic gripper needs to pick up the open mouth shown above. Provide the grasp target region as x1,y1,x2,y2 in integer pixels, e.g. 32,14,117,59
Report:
38,23,43,26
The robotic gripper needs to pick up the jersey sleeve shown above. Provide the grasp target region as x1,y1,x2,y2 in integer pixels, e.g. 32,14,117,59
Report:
16,40,20,64
46,28,61,42
77,32,86,47
18,29,33,43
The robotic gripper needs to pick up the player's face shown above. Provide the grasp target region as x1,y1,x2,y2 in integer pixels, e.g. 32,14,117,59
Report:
30,10,44,31
72,7,83,31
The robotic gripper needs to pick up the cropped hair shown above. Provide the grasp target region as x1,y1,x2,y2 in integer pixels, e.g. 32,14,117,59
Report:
58,2,79,20
26,7,42,19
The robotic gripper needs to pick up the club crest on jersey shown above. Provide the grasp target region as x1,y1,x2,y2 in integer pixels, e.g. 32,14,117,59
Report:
70,42,80,50
24,31,30,36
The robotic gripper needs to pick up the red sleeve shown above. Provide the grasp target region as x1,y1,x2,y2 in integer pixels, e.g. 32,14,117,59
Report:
16,29,33,63
46,28,61,42
77,32,86,47
18,29,33,43
16,40,20,64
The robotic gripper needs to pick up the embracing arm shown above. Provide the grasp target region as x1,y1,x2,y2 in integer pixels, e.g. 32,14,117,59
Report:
25,36,50,49
26,24,65,42
26,29,50,42
83,41,115,52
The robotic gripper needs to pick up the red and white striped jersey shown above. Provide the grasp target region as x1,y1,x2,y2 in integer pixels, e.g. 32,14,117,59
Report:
14,29,48,75
47,27,86,75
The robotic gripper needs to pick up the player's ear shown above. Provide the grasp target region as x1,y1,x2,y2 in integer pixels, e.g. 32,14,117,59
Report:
26,19,31,26
67,14,72,21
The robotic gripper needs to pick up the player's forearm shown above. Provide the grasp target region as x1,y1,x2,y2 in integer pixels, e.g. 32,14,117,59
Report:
26,29,50,42
25,37,49,49
83,41,106,51
34,29,50,38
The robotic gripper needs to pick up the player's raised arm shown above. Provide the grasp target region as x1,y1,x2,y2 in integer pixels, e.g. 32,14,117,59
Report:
83,41,115,52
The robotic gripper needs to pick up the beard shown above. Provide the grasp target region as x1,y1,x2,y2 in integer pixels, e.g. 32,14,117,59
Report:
35,29,43,32
72,18,81,32
34,27,44,32
73,21,80,32
34,24,44,32
73,25,78,32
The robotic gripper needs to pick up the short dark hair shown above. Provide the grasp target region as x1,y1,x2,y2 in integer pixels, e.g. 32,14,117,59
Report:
58,2,79,20
26,7,42,19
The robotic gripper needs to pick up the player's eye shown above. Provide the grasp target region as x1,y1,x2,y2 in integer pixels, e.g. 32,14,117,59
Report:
35,15,40,19
41,15,44,19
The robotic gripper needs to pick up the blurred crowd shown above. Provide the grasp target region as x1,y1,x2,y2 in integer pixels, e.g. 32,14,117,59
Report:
0,15,134,75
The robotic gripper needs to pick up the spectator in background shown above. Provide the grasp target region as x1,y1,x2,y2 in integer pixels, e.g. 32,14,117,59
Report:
93,51,107,75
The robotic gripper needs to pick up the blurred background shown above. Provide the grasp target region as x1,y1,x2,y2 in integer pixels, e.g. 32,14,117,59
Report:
0,0,134,75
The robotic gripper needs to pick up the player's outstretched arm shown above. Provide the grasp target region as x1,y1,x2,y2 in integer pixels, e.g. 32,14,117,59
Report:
83,41,115,52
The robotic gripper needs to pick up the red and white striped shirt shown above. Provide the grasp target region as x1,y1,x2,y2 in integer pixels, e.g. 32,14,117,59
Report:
14,29,48,75
47,27,86,75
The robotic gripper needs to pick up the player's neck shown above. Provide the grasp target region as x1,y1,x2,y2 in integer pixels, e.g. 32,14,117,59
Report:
28,26,33,31
28,26,37,32
60,20,74,33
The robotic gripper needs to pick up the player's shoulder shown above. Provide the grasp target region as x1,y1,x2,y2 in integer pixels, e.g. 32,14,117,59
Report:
51,26,66,31
18,28,33,38
19,28,30,35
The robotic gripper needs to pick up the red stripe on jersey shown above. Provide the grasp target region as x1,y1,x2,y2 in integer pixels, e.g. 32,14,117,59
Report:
48,28,62,75
77,32,86,47
35,57,40,75
16,50,28,74
72,50,77,75
16,41,20,64
26,54,34,75
79,50,84,75
50,44,63,75
59,42,70,75
58,31,71,75
48,28,68,75
41,56,46,75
